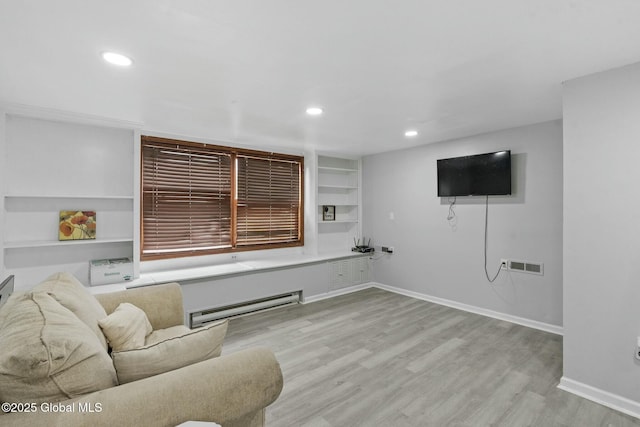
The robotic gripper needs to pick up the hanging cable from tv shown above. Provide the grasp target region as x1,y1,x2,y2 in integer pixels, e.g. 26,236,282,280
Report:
447,196,456,221
484,195,503,283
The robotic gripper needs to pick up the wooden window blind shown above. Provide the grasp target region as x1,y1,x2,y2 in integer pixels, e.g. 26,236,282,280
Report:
236,155,302,247
142,138,232,257
141,136,303,260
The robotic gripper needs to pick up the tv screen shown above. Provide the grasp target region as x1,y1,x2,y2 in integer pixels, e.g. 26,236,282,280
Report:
437,150,511,197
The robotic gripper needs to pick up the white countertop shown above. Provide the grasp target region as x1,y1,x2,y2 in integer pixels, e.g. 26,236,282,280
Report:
88,251,367,294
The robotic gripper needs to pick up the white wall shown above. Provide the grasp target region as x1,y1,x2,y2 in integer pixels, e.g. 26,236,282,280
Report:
562,62,640,407
362,120,563,327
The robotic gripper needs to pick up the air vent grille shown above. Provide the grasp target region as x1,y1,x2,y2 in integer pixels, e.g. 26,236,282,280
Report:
508,260,544,276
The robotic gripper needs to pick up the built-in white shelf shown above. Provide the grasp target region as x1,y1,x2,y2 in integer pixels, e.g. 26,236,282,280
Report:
318,185,358,190
3,193,134,250
1,113,136,286
316,155,361,253
317,166,358,173
4,237,133,249
4,194,134,200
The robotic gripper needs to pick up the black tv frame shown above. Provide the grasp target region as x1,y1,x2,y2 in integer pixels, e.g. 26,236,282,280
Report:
437,150,511,197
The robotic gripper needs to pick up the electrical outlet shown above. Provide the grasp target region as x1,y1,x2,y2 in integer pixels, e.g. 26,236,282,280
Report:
635,337,640,361
500,258,509,269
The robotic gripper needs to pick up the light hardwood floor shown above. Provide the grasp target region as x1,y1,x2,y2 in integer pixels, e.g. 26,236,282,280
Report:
223,288,640,427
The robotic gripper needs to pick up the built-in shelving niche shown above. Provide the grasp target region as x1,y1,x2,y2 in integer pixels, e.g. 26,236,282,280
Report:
316,156,361,253
1,113,135,289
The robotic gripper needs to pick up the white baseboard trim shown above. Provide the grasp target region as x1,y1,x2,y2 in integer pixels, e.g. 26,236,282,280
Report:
303,281,563,335
371,282,563,336
302,283,374,304
303,283,639,419
558,377,640,419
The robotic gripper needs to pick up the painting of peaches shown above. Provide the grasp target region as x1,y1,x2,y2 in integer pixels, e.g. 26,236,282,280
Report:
59,210,96,241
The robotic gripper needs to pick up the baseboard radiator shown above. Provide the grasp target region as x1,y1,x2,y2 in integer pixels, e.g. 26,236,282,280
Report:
189,291,302,328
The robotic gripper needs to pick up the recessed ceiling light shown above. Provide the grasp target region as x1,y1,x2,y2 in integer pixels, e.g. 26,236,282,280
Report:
102,51,133,67
404,130,418,137
306,107,323,116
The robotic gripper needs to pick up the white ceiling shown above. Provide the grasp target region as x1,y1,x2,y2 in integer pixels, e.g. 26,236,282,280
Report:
1,1,640,157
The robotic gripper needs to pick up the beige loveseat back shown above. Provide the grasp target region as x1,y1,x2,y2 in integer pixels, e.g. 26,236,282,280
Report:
0,273,283,427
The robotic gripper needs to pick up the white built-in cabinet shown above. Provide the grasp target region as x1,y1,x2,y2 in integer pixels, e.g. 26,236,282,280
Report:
0,111,137,289
316,155,361,253
329,257,369,290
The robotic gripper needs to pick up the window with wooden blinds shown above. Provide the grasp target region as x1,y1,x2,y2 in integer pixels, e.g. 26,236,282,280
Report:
236,155,302,247
141,136,303,260
142,137,232,258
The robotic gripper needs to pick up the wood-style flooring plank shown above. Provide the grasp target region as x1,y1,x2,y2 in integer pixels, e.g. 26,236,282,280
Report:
222,288,640,427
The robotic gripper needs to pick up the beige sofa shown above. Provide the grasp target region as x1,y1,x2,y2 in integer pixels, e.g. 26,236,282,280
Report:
0,273,283,427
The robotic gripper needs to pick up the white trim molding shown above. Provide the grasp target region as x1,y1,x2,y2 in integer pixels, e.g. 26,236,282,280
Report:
303,283,640,419
0,102,143,130
370,282,563,335
558,377,640,420
302,283,373,304
302,281,563,336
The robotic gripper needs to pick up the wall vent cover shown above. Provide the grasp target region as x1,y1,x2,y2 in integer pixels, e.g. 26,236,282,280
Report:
508,260,544,276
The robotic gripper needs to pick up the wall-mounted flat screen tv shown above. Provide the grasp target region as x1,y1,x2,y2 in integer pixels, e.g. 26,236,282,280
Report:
437,150,511,197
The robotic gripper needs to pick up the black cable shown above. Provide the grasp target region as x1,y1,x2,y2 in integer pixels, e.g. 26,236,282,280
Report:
447,197,456,221
484,195,502,283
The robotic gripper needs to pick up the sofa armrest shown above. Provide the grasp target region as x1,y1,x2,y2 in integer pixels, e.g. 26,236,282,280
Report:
95,282,184,329
1,347,283,427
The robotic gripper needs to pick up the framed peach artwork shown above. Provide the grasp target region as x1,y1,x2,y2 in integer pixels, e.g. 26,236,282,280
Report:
59,210,96,241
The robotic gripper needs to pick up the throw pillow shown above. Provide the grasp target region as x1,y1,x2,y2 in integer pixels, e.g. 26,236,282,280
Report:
98,303,153,351
111,319,228,384
0,291,118,403
34,272,109,351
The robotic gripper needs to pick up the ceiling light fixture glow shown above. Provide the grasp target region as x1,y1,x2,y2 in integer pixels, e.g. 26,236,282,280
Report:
404,130,418,137
102,51,133,67
306,107,323,116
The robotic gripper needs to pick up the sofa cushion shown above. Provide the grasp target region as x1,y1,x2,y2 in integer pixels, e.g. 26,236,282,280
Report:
145,325,191,346
112,319,228,384
98,303,153,351
0,291,118,404
34,272,109,351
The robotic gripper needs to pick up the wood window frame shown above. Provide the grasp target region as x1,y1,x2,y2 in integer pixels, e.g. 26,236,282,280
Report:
141,135,304,261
